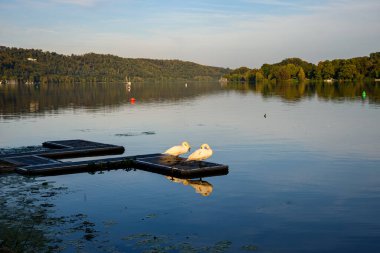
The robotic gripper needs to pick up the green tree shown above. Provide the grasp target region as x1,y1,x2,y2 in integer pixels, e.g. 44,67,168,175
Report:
261,64,271,79
255,71,265,82
275,66,291,80
230,67,250,75
276,58,314,79
286,64,298,78
338,63,358,80
297,67,305,81
321,61,335,79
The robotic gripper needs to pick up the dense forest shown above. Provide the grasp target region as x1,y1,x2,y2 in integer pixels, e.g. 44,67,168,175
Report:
1,46,379,85
224,52,380,83
0,46,229,83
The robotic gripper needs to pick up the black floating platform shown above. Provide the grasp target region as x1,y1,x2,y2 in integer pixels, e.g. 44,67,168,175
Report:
0,139,125,173
133,154,229,178
1,140,229,179
16,156,132,176
16,154,229,178
0,139,125,160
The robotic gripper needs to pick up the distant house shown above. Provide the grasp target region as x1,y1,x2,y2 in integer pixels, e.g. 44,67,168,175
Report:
219,77,228,84
27,58,37,62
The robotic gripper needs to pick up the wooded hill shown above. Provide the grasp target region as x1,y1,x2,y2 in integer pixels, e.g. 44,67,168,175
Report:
0,46,229,83
224,52,380,83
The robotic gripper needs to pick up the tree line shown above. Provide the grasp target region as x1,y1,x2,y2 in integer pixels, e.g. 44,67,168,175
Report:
0,46,229,83
224,53,380,83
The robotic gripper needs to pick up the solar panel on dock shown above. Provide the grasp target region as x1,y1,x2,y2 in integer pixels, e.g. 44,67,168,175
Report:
41,139,125,158
16,156,131,175
2,155,60,166
42,139,116,149
1,155,60,173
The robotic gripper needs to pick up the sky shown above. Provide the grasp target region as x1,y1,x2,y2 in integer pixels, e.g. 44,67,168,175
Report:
0,0,379,68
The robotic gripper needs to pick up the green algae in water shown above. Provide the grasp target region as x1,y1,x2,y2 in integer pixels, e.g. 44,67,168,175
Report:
115,131,156,137
0,146,48,155
102,220,118,228
0,175,100,252
121,233,234,253
0,175,66,252
241,245,259,251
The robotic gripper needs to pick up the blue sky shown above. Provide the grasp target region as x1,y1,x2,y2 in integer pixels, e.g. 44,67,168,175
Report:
0,0,379,68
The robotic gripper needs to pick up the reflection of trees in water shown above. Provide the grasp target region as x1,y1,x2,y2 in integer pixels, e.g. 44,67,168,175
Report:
224,81,380,104
1,81,378,117
0,82,223,116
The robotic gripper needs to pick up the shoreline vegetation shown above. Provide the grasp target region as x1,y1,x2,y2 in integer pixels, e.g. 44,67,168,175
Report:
0,46,379,85
0,46,229,84
222,52,380,84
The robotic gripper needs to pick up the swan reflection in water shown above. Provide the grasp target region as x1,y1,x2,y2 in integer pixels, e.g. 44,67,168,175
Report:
166,176,213,197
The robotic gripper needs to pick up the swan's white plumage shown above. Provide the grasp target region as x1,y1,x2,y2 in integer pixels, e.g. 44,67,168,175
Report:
186,144,213,161
163,141,191,156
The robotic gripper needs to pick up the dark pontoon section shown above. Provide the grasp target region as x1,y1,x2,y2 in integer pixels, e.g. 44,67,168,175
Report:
41,139,125,158
0,139,125,160
133,153,229,178
16,154,228,178
16,156,133,176
1,140,229,178
0,140,125,173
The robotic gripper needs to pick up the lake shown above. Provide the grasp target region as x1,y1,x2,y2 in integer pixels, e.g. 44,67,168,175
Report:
1,81,380,252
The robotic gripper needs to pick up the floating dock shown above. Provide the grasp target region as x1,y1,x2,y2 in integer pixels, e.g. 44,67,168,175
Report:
0,139,125,160
0,140,228,178
133,153,228,178
0,139,125,173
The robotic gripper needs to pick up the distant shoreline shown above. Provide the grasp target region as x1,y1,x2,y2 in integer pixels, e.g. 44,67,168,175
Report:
223,52,380,84
0,46,229,84
1,46,378,85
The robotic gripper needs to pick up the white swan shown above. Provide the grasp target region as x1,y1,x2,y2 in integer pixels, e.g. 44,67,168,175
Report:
163,141,191,156
186,143,213,161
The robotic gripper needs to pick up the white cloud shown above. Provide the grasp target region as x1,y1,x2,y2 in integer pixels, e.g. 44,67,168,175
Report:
53,0,99,6
243,0,301,7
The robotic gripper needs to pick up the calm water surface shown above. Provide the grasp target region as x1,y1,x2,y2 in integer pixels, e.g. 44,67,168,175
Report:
0,81,380,252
